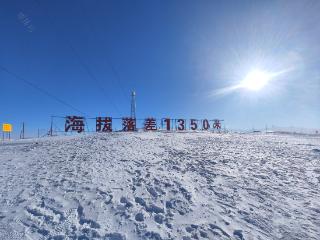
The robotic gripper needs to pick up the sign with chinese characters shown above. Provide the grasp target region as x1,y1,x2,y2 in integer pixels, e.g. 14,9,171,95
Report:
122,118,136,132
96,117,112,132
2,123,12,132
64,116,223,133
65,116,85,133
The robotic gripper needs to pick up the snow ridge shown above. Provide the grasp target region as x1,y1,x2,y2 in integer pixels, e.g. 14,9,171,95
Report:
0,132,319,239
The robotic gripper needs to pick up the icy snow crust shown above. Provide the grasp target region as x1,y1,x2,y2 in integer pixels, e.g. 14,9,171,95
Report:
0,132,319,240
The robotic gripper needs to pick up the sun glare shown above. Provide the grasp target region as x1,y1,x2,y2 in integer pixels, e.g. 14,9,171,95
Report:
240,70,271,91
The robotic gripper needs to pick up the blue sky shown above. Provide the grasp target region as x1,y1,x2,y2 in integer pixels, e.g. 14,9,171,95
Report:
1,0,320,136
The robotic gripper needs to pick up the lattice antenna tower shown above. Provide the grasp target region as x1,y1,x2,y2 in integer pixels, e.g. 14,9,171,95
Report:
131,90,136,119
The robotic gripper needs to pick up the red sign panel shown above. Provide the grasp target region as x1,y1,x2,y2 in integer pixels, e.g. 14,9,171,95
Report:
177,119,185,131
144,118,157,131
65,116,85,133
190,119,198,130
96,117,112,132
213,119,221,129
122,118,136,131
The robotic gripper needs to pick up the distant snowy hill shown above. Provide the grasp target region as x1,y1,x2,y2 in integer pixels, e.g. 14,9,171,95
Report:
268,126,320,135
0,132,319,240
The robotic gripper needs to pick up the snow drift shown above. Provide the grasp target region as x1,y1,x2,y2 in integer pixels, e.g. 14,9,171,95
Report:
0,132,319,239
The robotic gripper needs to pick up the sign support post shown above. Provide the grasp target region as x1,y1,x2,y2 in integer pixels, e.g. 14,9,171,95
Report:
2,123,12,141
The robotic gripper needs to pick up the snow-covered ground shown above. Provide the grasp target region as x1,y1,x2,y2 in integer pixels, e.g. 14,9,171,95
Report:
0,132,319,240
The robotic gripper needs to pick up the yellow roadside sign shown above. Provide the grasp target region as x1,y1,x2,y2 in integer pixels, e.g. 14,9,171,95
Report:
2,123,12,132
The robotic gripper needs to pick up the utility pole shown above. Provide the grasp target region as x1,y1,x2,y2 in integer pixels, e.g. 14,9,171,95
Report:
131,90,136,119
50,116,53,136
21,122,25,139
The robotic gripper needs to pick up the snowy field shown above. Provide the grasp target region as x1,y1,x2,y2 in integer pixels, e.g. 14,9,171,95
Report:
0,132,319,240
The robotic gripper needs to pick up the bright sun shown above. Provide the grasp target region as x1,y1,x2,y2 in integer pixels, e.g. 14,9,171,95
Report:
240,69,271,91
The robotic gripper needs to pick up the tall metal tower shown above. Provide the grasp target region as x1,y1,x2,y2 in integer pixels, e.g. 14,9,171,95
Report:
131,90,136,119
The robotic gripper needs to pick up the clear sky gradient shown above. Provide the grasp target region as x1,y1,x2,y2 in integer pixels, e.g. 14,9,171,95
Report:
1,0,320,136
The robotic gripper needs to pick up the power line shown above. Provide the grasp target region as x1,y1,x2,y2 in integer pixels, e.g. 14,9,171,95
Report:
107,60,130,102
0,65,86,115
65,41,122,115
78,1,131,103
32,0,122,115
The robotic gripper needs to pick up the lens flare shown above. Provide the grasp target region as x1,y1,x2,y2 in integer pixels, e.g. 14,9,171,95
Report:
210,67,293,97
240,70,271,91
